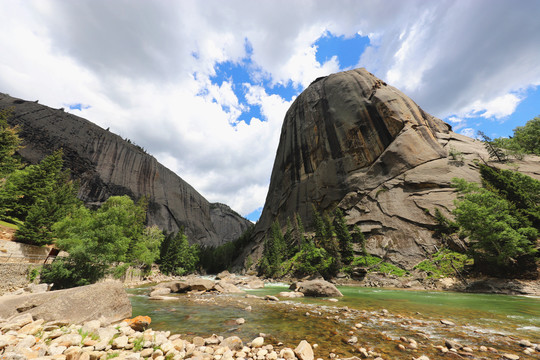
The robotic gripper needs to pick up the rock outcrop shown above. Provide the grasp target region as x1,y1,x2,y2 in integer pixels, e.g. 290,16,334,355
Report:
210,203,252,246
0,93,251,247
0,281,131,325
247,68,540,269
290,280,343,297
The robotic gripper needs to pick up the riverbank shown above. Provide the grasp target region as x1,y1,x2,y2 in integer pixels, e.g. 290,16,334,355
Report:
128,278,540,359
1,278,539,360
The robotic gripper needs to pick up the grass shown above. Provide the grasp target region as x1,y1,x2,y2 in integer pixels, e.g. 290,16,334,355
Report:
0,220,18,230
414,248,472,279
345,255,408,277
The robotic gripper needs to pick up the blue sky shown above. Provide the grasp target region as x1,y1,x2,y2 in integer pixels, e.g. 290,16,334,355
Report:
1,0,539,222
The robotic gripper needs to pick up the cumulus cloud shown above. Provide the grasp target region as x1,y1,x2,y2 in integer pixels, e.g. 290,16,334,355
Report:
1,0,539,217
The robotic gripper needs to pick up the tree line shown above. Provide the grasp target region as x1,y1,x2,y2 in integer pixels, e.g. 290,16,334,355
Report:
0,109,199,288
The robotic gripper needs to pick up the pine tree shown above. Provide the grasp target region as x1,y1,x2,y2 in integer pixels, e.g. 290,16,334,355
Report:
159,229,199,275
0,108,21,179
478,131,507,162
479,164,540,229
353,225,368,266
334,209,354,265
312,205,328,247
452,178,537,270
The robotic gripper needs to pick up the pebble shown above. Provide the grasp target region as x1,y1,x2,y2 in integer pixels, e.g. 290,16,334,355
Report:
251,337,264,348
502,354,519,360
235,318,245,325
518,339,531,347
440,319,455,326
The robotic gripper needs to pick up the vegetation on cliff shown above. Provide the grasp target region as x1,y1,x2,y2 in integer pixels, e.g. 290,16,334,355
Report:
451,165,539,277
492,116,540,157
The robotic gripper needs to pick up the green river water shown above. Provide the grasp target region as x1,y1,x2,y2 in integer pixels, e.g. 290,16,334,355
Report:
129,284,539,358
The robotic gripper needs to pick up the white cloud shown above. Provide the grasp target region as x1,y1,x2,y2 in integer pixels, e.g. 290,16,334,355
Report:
1,0,539,218
460,128,476,138
465,93,523,119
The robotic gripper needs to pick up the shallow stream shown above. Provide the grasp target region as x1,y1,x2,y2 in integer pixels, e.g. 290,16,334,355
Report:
129,283,540,358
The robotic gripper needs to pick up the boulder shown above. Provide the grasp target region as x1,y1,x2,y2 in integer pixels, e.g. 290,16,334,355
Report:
278,291,304,298
0,281,131,325
221,336,243,351
246,68,540,270
214,281,245,294
125,316,151,332
294,340,314,360
149,288,171,297
183,277,216,292
291,280,343,297
156,281,190,293
215,270,232,280
244,279,265,289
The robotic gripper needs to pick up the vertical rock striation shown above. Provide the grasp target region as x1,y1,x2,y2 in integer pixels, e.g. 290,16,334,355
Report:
248,68,539,268
0,93,250,247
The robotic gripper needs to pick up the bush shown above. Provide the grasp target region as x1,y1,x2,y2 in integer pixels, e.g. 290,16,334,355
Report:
452,177,537,274
414,249,472,278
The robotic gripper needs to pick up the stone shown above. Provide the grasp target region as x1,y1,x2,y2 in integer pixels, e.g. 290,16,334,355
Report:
125,316,151,332
235,318,245,325
244,280,265,289
518,339,532,347
444,339,462,350
141,348,154,357
0,93,251,247
278,292,304,298
214,282,245,294
220,336,243,351
440,319,455,326
0,282,131,325
1,313,34,331
502,354,520,360
280,348,295,360
290,280,343,297
112,335,129,349
192,337,205,347
294,340,314,360
25,283,50,294
243,68,540,271
17,319,44,335
81,320,101,335
264,295,279,302
150,288,172,297
251,337,264,348
183,278,216,292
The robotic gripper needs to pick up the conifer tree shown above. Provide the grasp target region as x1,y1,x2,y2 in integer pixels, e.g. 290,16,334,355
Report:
334,209,354,265
0,109,21,179
159,228,199,275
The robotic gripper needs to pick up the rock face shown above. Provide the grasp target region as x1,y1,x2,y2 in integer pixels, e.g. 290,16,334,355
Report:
247,68,540,269
290,280,343,297
210,203,252,246
0,93,250,247
0,281,131,325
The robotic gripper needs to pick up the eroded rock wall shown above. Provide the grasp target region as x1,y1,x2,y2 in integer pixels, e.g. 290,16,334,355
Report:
248,68,540,269
0,94,250,247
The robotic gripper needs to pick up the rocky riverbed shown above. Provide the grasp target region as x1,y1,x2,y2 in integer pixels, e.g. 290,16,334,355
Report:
2,274,539,360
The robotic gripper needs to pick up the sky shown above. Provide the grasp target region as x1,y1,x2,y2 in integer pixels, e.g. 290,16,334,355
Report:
0,1,539,222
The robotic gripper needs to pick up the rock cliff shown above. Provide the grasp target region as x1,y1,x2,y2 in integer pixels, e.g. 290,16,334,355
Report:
0,93,250,247
248,68,540,269
210,203,253,246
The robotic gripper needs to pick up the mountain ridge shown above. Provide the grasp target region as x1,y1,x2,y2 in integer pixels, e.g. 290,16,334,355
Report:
244,68,540,270
0,93,250,247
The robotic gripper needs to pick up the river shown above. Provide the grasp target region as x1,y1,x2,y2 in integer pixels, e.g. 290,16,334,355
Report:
129,283,540,358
